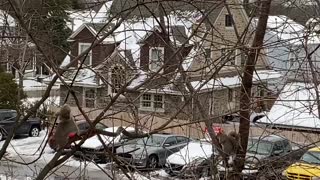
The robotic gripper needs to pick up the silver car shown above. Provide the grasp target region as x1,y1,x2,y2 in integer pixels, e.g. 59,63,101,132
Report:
116,134,191,169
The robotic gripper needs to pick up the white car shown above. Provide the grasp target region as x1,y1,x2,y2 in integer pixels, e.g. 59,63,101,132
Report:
165,141,214,178
73,126,138,163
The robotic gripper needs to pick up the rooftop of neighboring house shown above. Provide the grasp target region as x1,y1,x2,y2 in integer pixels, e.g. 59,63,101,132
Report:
189,70,283,92
109,0,224,26
262,15,320,45
257,82,320,130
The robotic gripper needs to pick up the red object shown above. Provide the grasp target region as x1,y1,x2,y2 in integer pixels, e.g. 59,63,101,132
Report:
68,132,76,138
205,126,224,135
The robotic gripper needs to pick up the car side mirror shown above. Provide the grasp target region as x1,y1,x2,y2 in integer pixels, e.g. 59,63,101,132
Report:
163,143,170,147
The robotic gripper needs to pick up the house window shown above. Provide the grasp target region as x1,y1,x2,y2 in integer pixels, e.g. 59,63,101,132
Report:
204,47,211,60
141,94,152,108
79,43,92,66
221,47,236,65
149,47,164,72
140,94,164,111
111,66,126,93
228,89,234,102
225,14,233,27
84,88,96,108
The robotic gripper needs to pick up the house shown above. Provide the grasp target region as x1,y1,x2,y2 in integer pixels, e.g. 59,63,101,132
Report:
257,82,320,132
55,0,283,122
263,15,320,81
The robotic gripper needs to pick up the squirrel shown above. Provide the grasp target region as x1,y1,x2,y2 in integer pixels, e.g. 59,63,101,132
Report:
54,104,79,150
217,131,240,157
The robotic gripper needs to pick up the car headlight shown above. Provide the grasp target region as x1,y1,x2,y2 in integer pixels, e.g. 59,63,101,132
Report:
281,170,286,177
312,177,320,180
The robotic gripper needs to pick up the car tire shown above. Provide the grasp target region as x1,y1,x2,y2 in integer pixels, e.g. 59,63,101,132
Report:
29,126,40,137
147,155,159,169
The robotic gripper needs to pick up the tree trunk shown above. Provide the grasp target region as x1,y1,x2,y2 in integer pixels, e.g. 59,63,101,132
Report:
233,0,272,177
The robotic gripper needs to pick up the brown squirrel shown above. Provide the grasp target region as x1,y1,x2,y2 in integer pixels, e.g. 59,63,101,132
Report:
54,104,79,150
217,131,240,157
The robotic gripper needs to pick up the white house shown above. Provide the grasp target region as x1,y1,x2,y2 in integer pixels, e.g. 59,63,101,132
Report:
263,15,320,81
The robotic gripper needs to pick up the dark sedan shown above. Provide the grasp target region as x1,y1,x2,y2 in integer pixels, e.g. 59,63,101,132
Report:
0,109,41,140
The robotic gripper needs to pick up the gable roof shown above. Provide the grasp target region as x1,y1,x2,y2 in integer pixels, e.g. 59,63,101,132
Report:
68,22,115,42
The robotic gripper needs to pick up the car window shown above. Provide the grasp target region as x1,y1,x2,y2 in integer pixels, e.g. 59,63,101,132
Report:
3,112,15,121
282,140,291,152
272,141,283,153
164,137,177,146
95,123,108,130
176,136,189,144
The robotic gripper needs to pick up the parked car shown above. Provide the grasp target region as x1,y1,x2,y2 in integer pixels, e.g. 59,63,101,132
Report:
242,134,304,179
165,140,214,178
0,109,41,140
283,147,320,179
73,126,139,163
116,134,191,169
48,120,108,150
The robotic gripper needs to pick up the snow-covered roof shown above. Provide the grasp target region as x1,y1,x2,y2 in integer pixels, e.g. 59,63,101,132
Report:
94,1,113,23
0,10,15,27
258,82,320,129
264,15,320,45
111,12,201,64
20,79,59,91
44,68,99,87
190,70,283,91
67,10,96,31
62,68,98,87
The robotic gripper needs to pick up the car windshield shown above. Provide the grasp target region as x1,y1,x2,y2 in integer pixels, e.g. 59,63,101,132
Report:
300,151,320,164
247,139,273,155
136,135,166,147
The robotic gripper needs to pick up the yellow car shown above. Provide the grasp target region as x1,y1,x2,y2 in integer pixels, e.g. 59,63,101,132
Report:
284,147,320,179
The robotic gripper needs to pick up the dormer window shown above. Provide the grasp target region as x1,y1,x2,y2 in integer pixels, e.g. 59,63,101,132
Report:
225,14,233,28
149,47,164,72
79,43,92,66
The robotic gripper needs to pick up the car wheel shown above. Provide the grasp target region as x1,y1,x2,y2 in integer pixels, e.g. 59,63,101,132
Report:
147,155,158,169
29,126,40,137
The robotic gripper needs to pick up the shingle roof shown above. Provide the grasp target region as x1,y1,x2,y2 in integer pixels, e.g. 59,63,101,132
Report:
109,0,224,27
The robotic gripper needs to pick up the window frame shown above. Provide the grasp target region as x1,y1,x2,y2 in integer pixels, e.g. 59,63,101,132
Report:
78,42,92,67
225,14,233,28
139,93,165,112
149,47,164,72
83,88,97,108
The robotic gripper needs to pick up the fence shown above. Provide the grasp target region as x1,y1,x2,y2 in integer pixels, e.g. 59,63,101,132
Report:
58,107,320,145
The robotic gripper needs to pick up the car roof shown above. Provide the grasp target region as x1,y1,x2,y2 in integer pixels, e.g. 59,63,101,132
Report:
104,126,136,133
151,133,184,138
250,134,287,142
309,147,320,152
0,109,16,112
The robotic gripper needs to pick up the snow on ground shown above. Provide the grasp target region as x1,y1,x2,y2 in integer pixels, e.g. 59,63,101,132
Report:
0,130,105,171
